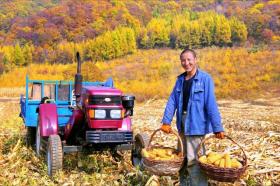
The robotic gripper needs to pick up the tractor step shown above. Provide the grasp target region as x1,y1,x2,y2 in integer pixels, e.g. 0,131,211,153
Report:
63,145,83,153
116,144,132,151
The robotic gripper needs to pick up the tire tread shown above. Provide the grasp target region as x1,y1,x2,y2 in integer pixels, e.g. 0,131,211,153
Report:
48,135,63,176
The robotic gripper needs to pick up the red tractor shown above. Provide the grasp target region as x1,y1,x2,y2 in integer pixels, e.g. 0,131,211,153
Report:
20,53,147,176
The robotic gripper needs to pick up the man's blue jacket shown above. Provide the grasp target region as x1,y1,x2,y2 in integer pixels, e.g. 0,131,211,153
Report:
162,69,224,135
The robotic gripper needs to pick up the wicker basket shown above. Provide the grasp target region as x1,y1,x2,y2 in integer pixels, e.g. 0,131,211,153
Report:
142,129,184,176
196,135,248,182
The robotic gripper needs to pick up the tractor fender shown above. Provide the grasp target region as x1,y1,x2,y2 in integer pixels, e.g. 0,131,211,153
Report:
38,103,58,137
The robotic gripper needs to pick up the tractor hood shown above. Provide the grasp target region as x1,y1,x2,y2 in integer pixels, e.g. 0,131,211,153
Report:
83,86,122,96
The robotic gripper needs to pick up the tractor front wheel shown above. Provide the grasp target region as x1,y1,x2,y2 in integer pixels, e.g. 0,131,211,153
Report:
47,134,63,176
131,133,150,167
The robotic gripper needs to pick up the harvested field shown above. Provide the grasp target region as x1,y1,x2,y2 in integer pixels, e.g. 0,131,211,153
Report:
0,98,279,185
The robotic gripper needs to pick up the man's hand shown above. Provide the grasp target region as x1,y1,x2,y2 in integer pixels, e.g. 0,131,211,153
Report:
215,131,225,139
160,124,172,133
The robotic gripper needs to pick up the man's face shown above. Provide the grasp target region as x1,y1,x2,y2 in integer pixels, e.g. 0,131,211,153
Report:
180,52,197,72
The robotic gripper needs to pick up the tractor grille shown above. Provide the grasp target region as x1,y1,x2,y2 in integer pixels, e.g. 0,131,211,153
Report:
88,95,121,105
86,131,133,143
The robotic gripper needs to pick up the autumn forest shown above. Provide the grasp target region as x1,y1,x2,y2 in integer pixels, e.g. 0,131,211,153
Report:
0,0,279,101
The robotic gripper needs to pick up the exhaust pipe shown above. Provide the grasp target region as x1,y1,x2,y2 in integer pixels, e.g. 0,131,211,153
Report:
74,52,82,103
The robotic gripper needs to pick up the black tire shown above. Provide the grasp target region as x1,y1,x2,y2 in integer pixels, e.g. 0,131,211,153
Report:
47,135,63,176
26,127,36,147
131,133,150,167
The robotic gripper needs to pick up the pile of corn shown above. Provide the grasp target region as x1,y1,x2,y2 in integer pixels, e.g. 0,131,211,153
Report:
141,148,181,161
199,152,243,168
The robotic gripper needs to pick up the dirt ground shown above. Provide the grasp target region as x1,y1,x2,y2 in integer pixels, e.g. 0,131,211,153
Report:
0,97,279,185
133,98,280,185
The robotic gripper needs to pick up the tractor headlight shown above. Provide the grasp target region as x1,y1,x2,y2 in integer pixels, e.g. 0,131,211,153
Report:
94,109,106,119
89,110,95,119
110,110,121,119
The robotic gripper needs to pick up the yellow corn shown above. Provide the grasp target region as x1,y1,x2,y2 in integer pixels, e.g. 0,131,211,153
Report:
219,158,225,168
231,158,242,168
224,153,232,168
141,149,149,158
207,154,223,164
214,159,221,166
199,155,208,164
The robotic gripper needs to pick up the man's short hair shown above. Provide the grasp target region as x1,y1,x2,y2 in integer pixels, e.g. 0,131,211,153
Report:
180,48,197,59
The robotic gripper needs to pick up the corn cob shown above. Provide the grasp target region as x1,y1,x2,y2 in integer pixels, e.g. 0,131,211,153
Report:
214,159,221,166
231,158,242,168
141,149,149,158
224,153,232,168
199,155,208,164
207,153,223,164
219,159,225,168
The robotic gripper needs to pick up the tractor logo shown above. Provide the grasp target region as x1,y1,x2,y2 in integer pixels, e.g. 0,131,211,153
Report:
104,98,111,102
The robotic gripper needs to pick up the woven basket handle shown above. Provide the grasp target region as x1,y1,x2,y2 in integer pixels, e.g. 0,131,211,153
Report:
147,128,184,154
197,135,247,166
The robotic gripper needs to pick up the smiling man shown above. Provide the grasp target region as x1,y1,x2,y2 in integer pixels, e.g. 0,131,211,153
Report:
161,48,225,186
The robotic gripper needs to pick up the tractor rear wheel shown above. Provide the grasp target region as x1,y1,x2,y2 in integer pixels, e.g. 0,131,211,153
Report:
47,134,63,176
131,133,150,167
26,127,36,147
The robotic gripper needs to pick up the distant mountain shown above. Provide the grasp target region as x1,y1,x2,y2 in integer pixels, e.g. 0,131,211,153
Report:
0,0,152,45
0,0,64,31
0,0,279,47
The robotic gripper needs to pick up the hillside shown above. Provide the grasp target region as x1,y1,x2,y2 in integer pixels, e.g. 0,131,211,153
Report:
0,0,63,32
0,0,279,75
0,0,279,74
0,48,279,101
